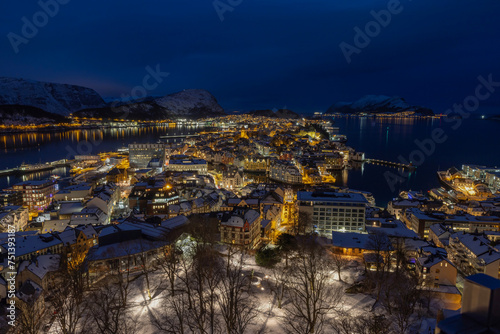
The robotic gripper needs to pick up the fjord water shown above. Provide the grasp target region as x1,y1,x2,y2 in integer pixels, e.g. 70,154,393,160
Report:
331,116,500,205
0,118,498,206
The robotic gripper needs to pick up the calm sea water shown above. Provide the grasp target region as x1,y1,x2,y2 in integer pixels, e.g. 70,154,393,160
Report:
0,119,498,206
0,125,201,189
330,117,500,205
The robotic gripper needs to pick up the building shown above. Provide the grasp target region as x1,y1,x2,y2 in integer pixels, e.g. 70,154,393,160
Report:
166,155,208,175
297,191,368,236
12,180,58,212
243,156,268,172
0,191,23,207
128,181,179,216
70,207,109,225
0,206,29,232
220,208,261,249
0,234,64,264
416,254,457,287
53,183,92,202
222,168,244,190
447,231,500,278
437,274,500,333
269,160,303,184
129,143,165,169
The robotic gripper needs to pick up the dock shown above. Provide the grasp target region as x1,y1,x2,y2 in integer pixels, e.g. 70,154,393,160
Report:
365,158,416,170
0,159,71,177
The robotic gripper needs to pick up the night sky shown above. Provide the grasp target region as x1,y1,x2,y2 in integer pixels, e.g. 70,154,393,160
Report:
1,0,500,114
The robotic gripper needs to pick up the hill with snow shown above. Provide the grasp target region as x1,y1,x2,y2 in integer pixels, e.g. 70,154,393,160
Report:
246,108,300,119
327,95,433,115
75,89,226,120
0,77,105,116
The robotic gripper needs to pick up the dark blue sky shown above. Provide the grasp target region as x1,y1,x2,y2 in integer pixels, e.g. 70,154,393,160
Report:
1,0,500,114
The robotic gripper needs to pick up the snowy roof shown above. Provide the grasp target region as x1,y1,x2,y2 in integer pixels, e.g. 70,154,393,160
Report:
161,215,189,230
466,273,500,290
20,254,60,279
366,220,418,238
417,255,455,268
429,223,451,238
87,239,167,261
59,202,84,215
450,232,493,257
1,234,62,257
58,228,77,245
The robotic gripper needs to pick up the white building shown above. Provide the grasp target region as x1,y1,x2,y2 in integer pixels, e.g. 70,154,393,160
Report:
0,206,29,232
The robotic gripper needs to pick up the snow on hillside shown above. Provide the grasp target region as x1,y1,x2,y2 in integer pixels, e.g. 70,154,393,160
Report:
155,89,225,116
350,95,409,110
0,77,105,116
327,95,433,115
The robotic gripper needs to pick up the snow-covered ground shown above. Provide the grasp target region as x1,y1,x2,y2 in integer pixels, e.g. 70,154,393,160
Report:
39,250,440,334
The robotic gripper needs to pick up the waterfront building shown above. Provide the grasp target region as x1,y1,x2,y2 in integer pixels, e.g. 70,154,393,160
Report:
12,180,58,212
129,143,165,169
297,190,368,236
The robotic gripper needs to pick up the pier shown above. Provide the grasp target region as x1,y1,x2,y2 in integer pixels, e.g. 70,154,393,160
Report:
0,159,71,177
159,134,200,140
365,158,416,170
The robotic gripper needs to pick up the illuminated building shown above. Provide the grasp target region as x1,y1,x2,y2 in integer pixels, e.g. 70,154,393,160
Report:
12,180,58,212
297,191,368,236
129,143,165,169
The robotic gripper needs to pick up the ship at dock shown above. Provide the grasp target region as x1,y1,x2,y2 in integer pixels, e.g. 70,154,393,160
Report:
437,167,494,201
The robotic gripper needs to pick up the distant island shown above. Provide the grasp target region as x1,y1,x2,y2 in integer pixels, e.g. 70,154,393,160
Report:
326,95,434,116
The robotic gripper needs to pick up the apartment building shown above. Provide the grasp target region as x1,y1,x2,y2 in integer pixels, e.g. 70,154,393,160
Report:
297,191,368,236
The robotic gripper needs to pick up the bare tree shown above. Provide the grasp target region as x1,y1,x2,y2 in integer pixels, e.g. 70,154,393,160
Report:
14,292,47,334
86,280,137,334
381,274,422,334
218,249,257,334
330,252,350,283
365,231,392,306
152,292,190,334
392,237,409,279
270,261,289,309
50,265,88,334
331,312,392,334
283,237,344,334
156,244,181,296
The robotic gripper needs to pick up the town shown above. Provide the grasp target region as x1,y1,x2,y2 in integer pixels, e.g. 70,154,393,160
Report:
1,115,500,333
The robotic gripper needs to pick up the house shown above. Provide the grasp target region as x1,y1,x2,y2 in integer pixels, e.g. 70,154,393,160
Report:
220,208,261,249
330,231,393,256
447,232,500,278
0,206,29,232
16,254,60,291
70,207,109,226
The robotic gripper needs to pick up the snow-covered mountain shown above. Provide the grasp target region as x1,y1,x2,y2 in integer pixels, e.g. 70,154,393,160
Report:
0,77,105,116
155,89,224,116
75,89,226,120
246,108,300,119
327,95,433,115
